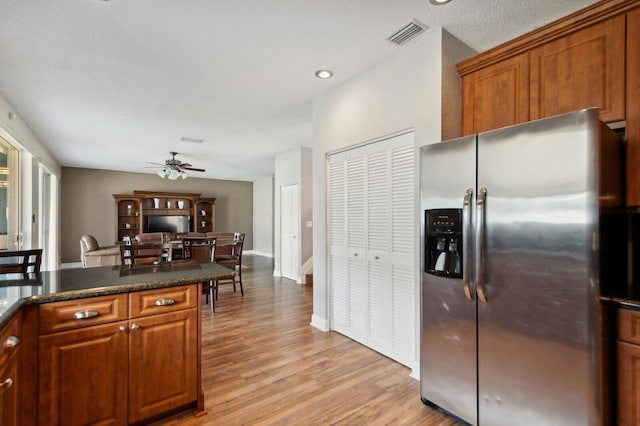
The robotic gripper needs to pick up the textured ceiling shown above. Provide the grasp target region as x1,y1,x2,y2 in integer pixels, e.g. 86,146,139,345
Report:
0,0,597,181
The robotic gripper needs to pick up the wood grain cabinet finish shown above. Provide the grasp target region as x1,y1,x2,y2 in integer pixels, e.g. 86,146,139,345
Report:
0,314,21,426
461,53,529,135
128,309,198,423
458,1,640,206
38,284,201,425
618,307,640,426
627,7,640,206
38,321,129,425
529,16,625,123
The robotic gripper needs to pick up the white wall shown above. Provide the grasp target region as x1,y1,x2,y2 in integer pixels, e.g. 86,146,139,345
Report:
273,146,312,282
252,176,274,257
0,92,62,261
310,29,474,337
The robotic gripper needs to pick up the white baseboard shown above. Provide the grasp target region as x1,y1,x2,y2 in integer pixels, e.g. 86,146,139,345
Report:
310,314,329,331
301,256,313,276
273,269,281,277
60,262,83,269
409,362,420,381
245,250,273,258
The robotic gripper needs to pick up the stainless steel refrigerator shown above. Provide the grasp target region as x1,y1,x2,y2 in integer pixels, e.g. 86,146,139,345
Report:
419,109,625,425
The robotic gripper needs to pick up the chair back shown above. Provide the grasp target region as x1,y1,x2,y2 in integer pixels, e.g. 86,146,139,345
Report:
0,249,43,274
182,237,216,262
233,233,245,258
120,243,168,265
80,235,99,255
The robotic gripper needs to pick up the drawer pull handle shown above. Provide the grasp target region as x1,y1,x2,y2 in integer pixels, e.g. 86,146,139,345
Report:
73,309,99,320
131,323,139,330
155,298,176,306
3,336,19,348
0,378,13,389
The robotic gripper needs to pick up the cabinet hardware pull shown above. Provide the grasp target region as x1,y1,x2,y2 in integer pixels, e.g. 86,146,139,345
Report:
131,323,139,330
374,256,379,260
119,326,126,332
0,378,13,389
155,298,176,306
73,309,99,319
3,335,19,348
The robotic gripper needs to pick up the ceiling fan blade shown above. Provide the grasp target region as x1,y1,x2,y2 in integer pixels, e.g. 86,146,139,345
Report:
182,166,205,172
180,163,193,167
145,161,166,166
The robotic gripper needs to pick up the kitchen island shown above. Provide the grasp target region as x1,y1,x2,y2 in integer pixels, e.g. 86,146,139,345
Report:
0,260,233,426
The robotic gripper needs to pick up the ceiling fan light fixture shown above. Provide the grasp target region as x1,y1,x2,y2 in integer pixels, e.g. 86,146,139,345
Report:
157,169,167,178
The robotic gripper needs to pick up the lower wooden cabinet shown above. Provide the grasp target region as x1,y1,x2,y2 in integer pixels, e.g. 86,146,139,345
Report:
617,307,640,425
38,321,128,425
0,313,22,426
128,309,197,423
38,285,199,425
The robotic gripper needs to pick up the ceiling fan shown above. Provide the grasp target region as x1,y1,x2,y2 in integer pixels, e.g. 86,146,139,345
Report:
146,151,205,180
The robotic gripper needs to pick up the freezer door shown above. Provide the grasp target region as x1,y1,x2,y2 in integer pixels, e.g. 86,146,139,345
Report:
476,109,601,425
420,135,477,425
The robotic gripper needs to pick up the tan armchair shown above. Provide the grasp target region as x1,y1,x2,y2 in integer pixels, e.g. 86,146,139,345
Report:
80,235,121,268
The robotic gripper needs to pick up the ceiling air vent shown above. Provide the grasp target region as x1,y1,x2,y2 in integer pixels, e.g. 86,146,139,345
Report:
180,137,204,144
387,20,427,45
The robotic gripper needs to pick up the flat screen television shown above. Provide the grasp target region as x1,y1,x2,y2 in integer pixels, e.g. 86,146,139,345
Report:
145,215,190,233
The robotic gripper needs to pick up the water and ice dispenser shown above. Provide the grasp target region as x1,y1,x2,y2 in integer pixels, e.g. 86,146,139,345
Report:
425,209,463,278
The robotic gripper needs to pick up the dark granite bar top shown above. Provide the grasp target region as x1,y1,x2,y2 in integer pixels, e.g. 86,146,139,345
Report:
0,260,234,329
600,285,640,310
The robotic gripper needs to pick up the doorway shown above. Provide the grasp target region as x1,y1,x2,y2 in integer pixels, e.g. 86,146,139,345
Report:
281,184,299,281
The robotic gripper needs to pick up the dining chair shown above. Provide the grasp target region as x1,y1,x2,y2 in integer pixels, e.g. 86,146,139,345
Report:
215,233,244,300
182,236,217,312
119,243,169,266
0,249,43,274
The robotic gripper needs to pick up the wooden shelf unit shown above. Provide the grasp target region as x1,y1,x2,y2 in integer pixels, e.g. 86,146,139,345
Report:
113,191,216,242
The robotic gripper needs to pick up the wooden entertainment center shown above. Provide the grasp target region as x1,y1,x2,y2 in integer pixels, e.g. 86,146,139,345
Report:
113,191,216,243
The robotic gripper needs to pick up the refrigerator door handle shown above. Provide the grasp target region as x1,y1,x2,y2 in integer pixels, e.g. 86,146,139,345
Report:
476,187,488,304
462,188,473,301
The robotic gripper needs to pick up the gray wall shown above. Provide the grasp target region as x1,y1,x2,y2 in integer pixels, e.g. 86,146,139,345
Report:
252,176,274,257
61,167,253,263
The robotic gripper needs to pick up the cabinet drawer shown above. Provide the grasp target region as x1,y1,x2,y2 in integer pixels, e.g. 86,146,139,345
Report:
0,312,21,365
617,307,640,345
39,294,128,334
129,284,197,318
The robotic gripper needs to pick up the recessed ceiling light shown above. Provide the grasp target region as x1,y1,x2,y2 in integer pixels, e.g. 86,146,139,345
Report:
315,69,334,79
429,0,452,4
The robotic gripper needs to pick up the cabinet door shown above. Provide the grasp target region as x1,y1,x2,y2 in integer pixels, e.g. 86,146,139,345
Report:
0,353,18,426
627,7,640,207
618,341,640,426
128,309,198,424
39,321,128,426
529,16,625,122
461,53,529,135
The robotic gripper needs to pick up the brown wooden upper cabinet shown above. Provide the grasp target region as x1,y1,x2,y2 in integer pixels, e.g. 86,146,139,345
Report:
529,16,625,123
458,0,640,206
461,53,529,135
627,7,640,207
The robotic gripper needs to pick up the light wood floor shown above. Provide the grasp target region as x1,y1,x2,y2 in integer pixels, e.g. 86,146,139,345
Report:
153,255,459,425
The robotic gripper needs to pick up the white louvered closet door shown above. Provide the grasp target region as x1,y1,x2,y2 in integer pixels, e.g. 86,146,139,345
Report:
327,132,415,367
366,142,392,355
389,135,415,366
345,147,367,343
328,153,348,330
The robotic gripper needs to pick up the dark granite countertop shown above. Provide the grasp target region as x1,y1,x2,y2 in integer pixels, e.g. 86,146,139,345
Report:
600,287,640,310
0,260,234,329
